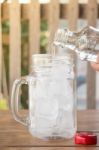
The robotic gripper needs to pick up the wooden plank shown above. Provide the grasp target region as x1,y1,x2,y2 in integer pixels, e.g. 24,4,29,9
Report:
2,3,9,20
21,4,29,20
0,4,2,95
67,0,78,87
48,0,60,47
61,4,87,19
1,110,99,132
67,0,78,68
86,0,97,109
28,0,40,71
1,3,99,20
2,56,9,102
0,110,99,147
9,0,21,94
1,148,99,150
67,0,79,31
0,148,97,150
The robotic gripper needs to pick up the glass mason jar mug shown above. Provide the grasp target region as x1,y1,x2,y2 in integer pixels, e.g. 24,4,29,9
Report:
11,54,77,139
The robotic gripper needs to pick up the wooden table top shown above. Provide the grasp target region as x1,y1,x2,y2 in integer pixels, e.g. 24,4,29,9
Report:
1,110,99,150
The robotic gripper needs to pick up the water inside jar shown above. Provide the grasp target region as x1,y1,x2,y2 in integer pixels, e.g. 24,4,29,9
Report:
29,54,76,139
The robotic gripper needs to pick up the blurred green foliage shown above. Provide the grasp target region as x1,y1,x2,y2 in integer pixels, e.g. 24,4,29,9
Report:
0,99,8,110
40,20,48,53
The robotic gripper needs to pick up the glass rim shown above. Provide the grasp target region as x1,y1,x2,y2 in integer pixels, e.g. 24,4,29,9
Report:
32,54,74,67
32,53,73,60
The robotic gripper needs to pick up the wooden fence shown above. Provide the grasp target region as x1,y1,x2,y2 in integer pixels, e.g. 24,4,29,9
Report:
0,0,98,109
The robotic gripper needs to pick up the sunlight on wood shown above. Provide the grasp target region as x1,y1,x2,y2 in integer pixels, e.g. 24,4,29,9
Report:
1,0,99,4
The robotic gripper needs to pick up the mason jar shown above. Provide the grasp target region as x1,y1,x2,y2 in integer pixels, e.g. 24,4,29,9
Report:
11,54,77,140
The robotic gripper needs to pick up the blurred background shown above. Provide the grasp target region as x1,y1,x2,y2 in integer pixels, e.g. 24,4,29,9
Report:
0,0,99,110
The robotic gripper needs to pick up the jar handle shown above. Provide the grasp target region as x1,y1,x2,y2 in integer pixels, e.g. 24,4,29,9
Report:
11,76,29,126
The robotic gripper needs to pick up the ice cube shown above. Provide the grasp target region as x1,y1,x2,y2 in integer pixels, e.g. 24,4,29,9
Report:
55,109,74,134
34,98,58,120
48,74,73,110
30,97,59,137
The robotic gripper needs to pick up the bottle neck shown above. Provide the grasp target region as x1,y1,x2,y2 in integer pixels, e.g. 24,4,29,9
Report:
53,28,77,50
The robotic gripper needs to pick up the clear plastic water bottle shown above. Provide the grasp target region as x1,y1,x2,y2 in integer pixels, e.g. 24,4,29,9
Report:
53,26,99,63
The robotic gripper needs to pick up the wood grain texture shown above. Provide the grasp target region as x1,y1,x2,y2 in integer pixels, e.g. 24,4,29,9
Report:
48,0,60,45
0,4,2,95
87,0,97,109
2,3,99,20
9,0,21,94
2,57,9,101
2,3,9,21
0,110,99,148
28,0,40,71
67,0,78,31
67,0,78,85
21,4,29,20
1,148,99,150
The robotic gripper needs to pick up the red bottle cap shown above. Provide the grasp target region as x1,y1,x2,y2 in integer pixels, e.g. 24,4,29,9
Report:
75,132,97,145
